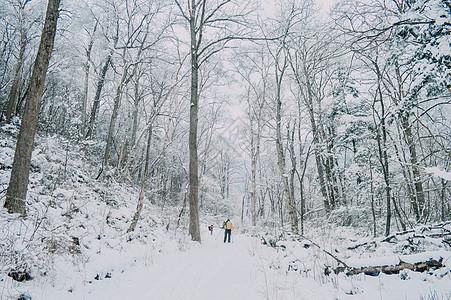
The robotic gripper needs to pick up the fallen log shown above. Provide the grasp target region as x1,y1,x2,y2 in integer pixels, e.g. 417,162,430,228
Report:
331,258,444,276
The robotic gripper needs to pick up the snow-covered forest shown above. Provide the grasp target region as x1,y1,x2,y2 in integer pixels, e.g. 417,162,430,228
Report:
1,0,450,299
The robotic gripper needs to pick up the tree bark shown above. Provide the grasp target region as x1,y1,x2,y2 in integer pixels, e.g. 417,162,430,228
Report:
188,0,201,242
4,0,61,216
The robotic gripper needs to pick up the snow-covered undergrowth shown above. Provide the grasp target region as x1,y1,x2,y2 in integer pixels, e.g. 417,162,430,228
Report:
0,126,190,299
258,223,451,299
1,124,450,300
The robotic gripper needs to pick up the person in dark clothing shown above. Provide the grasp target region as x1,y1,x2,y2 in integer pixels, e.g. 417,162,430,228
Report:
222,219,233,243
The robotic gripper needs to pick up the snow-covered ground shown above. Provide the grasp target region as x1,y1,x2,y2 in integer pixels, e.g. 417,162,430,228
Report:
49,233,268,300
4,229,450,300
1,127,450,300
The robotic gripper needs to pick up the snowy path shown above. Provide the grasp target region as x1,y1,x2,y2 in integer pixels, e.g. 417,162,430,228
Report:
71,232,268,300
120,233,264,300
31,229,451,300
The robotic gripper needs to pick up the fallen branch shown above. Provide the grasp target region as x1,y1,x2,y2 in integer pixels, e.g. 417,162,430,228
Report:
330,258,444,276
295,234,350,268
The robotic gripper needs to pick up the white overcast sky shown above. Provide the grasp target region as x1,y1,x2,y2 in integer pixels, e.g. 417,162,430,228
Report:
262,0,338,17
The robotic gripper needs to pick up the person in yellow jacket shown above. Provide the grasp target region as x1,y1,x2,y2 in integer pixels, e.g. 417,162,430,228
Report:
223,219,233,243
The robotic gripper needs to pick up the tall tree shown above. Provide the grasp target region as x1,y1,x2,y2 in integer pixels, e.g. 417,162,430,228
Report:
265,1,305,234
174,0,255,242
4,0,61,216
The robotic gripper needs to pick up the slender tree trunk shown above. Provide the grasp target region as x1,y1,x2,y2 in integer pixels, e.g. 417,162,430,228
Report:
312,124,330,213
274,61,298,234
369,156,377,237
116,140,124,172
392,133,418,219
85,52,113,139
143,126,153,189
127,127,153,232
374,64,392,236
288,123,298,232
297,118,306,235
440,179,447,221
251,132,257,226
401,116,426,221
4,0,61,216
131,76,140,148
127,178,146,233
102,68,128,174
81,21,97,138
86,24,118,139
248,85,258,227
6,29,26,123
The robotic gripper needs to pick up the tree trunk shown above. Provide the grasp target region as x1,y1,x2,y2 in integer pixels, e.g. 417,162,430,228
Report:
188,1,201,242
127,178,146,233
288,123,298,232
374,63,392,236
85,24,118,139
274,61,298,234
251,131,257,226
297,119,306,235
85,52,113,139
102,68,128,174
369,156,377,237
6,29,26,123
81,21,97,138
4,0,61,216
401,115,426,221
248,85,257,226
127,127,153,233
131,75,141,148
143,125,153,187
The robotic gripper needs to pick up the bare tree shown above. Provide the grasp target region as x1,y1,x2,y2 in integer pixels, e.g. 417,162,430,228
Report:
174,0,255,242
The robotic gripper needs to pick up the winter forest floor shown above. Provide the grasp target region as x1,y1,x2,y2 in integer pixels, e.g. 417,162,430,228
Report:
3,228,451,300
1,127,451,300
